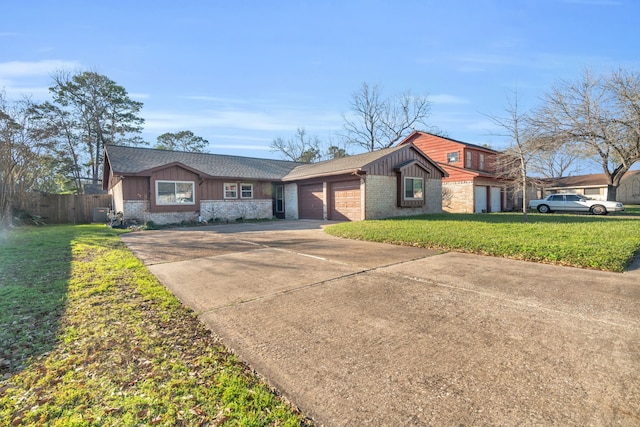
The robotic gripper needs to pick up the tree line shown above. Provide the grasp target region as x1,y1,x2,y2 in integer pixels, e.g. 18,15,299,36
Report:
0,70,209,227
2,67,639,227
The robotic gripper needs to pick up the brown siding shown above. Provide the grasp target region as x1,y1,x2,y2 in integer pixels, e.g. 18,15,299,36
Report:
404,133,466,165
123,176,149,200
150,167,199,212
405,133,498,174
363,146,443,178
201,179,273,200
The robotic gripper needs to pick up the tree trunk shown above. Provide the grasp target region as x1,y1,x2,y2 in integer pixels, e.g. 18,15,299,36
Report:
607,184,617,202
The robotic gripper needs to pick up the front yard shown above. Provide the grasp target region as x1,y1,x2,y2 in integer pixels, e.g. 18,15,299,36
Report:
2,210,639,425
0,225,311,427
325,209,640,272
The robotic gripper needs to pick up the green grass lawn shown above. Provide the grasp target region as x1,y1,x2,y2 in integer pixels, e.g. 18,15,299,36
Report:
0,225,311,427
325,211,640,272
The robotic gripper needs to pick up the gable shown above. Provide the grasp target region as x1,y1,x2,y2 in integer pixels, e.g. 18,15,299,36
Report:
283,144,445,182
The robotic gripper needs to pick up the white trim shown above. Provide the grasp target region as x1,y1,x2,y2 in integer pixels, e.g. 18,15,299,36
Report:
224,182,238,199
240,183,254,199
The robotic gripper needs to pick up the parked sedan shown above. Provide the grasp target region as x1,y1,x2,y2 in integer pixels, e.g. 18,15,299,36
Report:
528,193,625,215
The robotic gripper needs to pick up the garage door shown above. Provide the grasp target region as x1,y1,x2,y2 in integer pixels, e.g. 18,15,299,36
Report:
298,183,324,219
490,187,502,212
474,186,488,213
330,180,361,221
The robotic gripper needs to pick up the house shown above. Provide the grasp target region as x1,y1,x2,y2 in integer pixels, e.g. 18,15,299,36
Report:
102,143,446,224
399,131,507,213
540,171,640,204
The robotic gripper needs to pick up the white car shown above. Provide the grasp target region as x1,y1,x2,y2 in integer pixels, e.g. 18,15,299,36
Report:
528,193,625,215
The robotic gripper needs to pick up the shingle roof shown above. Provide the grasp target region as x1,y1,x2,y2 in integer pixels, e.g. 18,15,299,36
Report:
105,145,303,180
542,171,640,188
282,145,408,181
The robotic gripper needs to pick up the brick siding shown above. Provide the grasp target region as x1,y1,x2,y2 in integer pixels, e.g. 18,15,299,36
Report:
284,183,299,219
442,181,474,213
365,175,443,219
122,199,272,225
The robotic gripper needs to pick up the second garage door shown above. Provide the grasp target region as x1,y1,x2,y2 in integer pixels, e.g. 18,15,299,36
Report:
299,183,324,219
330,180,361,221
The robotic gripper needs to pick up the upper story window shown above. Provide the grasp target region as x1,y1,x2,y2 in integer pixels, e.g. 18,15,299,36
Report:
240,183,254,199
404,177,424,200
156,180,195,205
447,152,459,163
479,153,485,170
224,183,237,199
466,151,472,168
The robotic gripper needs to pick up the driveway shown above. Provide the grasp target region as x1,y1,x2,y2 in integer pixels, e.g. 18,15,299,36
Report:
121,220,640,426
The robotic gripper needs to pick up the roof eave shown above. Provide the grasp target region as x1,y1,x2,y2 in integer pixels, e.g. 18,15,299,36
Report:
282,169,365,182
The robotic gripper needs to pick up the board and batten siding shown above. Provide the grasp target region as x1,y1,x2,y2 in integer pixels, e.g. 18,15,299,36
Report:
362,147,441,177
200,179,273,200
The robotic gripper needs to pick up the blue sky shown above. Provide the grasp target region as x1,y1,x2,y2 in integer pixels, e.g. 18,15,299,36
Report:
1,0,638,160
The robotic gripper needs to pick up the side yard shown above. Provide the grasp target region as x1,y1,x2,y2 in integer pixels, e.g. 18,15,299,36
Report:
0,225,311,426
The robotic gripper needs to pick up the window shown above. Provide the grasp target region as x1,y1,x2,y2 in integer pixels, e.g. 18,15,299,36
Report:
479,154,485,170
447,152,459,163
404,177,424,200
156,180,195,205
240,183,253,198
466,151,472,168
275,185,284,213
584,188,601,196
224,183,237,199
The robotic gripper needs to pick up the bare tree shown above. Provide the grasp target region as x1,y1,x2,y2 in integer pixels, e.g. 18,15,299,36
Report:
534,68,640,201
529,143,583,178
270,128,321,163
0,94,52,227
343,82,433,151
487,90,548,221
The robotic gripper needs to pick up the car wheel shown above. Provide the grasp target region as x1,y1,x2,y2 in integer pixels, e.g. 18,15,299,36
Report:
591,205,607,215
537,204,551,213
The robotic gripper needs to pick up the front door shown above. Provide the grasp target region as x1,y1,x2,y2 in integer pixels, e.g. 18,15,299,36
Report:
274,185,285,219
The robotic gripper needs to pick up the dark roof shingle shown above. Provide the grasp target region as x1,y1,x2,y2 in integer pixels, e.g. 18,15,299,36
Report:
283,145,408,181
105,145,303,180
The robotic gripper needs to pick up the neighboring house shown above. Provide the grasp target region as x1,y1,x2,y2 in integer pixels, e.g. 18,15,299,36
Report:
102,143,446,224
399,131,507,213
540,171,640,204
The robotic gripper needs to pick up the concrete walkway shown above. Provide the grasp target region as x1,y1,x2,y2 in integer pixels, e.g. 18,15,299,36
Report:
121,220,640,426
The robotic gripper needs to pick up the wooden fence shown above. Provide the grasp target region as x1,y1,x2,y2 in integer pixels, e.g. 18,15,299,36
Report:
20,193,113,224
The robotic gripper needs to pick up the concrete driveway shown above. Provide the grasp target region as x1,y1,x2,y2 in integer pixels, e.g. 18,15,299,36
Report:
121,220,640,426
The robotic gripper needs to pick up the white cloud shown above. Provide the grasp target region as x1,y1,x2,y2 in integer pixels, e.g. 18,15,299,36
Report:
0,59,81,77
144,106,343,134
0,59,83,99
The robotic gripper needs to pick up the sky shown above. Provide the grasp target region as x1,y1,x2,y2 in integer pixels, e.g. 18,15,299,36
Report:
1,0,639,161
